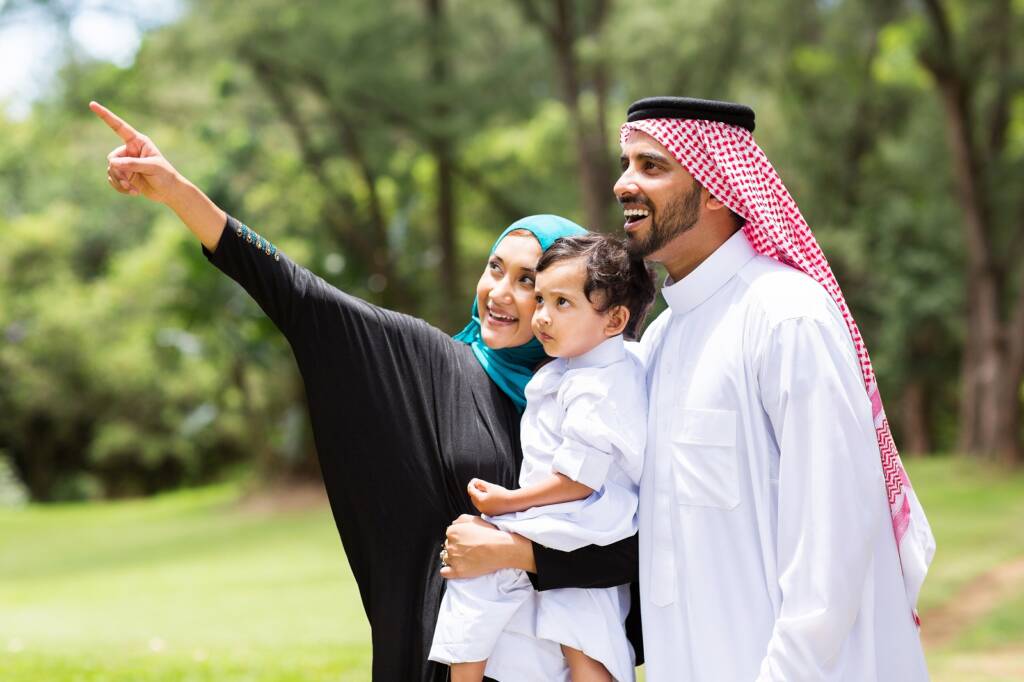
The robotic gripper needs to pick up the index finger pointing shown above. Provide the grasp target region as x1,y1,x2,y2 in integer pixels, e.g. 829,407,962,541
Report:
89,101,140,142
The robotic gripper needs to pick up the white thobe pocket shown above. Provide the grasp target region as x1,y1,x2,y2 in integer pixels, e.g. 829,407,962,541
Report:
670,408,739,509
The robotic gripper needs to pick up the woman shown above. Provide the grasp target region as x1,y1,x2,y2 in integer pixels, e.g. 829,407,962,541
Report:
91,102,641,681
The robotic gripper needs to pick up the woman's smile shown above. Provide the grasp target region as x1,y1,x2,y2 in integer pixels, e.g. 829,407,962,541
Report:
475,232,543,349
484,304,518,327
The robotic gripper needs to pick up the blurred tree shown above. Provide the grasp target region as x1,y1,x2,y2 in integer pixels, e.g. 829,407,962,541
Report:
912,0,1024,463
765,0,966,455
4,0,1022,502
184,0,554,325
515,0,617,232
423,0,462,328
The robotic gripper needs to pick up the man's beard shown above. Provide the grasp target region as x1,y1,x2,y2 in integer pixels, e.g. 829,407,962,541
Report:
625,180,703,259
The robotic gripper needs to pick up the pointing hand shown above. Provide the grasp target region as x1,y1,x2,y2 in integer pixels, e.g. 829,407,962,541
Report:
90,101,181,204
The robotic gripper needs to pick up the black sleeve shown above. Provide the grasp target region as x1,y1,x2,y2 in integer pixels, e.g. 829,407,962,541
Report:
529,532,639,590
202,215,460,464
204,214,355,340
202,215,433,364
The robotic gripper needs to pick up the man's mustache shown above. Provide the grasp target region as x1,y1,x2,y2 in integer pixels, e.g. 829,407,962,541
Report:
618,195,652,209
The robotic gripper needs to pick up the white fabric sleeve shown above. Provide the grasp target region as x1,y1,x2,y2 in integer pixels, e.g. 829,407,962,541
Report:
552,360,647,489
754,316,888,682
551,389,615,491
551,364,647,490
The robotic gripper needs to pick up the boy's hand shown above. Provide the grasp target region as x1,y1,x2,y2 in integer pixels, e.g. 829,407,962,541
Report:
467,478,514,516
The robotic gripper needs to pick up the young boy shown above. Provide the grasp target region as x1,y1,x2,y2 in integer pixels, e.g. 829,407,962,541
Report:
429,234,656,681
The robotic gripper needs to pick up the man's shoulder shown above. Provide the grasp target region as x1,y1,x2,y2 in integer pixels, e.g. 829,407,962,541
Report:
737,255,842,327
633,308,673,362
641,308,672,341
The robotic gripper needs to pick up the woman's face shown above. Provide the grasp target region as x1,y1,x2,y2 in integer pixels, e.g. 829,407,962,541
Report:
475,232,543,349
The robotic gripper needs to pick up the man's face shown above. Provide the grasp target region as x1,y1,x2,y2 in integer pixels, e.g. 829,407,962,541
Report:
614,131,703,261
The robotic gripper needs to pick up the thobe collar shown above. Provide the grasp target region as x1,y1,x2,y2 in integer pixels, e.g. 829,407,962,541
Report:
566,334,626,371
661,229,757,314
526,336,624,399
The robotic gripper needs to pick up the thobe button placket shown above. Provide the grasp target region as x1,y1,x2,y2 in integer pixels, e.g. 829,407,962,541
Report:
649,434,676,604
648,360,678,607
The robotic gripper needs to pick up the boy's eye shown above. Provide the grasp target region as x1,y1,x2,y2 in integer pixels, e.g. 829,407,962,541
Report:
557,297,569,307
535,295,544,304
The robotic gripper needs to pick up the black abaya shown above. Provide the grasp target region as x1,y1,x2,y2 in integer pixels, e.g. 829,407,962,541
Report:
204,216,641,681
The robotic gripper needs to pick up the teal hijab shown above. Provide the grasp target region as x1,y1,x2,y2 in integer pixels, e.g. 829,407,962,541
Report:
454,214,588,411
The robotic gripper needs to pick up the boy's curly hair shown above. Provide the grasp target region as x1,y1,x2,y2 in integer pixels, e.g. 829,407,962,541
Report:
536,234,656,340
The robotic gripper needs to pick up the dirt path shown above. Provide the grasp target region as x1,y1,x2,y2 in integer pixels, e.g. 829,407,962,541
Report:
922,556,1024,649
235,482,329,515
931,646,1024,681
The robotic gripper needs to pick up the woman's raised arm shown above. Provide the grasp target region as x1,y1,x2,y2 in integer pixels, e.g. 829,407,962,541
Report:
91,101,334,339
91,101,226,252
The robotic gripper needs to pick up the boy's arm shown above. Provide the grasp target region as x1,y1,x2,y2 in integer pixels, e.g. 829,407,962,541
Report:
467,474,593,516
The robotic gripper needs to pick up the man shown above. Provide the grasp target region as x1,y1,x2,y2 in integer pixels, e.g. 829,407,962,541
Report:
616,97,936,681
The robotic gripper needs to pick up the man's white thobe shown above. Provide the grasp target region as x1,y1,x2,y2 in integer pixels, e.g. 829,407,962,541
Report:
636,231,929,681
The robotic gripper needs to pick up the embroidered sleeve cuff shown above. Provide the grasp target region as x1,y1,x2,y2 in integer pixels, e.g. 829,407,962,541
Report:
202,215,282,266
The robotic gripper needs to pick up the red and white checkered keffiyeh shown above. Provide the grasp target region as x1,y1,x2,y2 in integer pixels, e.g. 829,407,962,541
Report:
622,117,936,619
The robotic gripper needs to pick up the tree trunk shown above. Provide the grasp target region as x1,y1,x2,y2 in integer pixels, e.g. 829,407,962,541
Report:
519,0,615,232
329,105,411,310
550,0,614,232
900,380,932,455
932,79,1011,459
997,286,1024,464
920,0,1022,463
247,56,412,309
956,290,981,454
426,0,460,330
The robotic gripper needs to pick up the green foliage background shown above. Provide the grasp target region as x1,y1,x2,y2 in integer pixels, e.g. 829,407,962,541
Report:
1,0,1021,500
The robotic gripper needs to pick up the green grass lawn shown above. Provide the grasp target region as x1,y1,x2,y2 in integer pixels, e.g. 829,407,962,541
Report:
1,457,1023,681
909,457,1024,615
0,483,371,681
907,457,1024,681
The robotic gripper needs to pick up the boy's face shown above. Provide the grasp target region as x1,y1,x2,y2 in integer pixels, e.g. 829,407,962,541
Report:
532,257,615,359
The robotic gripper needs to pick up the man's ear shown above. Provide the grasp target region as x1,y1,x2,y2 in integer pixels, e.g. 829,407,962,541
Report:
706,192,728,212
604,305,630,337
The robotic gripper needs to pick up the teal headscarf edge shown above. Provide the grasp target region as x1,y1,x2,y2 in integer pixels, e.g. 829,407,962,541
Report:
453,214,588,411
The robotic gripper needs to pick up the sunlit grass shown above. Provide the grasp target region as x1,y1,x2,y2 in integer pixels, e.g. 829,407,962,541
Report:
907,457,1024,614
0,483,371,681
907,457,1024,681
1,458,1023,681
